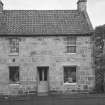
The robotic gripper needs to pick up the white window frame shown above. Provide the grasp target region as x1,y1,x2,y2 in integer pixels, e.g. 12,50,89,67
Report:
64,37,76,53
9,38,19,55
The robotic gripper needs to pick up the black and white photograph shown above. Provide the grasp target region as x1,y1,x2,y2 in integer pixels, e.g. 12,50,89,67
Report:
0,0,104,105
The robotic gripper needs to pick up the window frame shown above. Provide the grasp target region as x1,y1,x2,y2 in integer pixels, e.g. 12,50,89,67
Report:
9,66,20,84
63,66,77,84
9,38,20,56
64,37,76,53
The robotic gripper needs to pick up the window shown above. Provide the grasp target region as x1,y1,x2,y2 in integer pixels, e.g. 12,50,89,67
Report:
64,37,76,53
9,38,19,55
9,66,19,83
64,66,76,83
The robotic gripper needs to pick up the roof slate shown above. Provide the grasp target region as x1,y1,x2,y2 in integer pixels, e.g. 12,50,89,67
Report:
0,10,93,35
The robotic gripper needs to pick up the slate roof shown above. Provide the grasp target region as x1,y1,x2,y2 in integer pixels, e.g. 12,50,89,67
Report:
0,10,93,35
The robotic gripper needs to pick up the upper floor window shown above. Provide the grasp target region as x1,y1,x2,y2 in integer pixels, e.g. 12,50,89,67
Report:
9,38,19,55
64,37,76,53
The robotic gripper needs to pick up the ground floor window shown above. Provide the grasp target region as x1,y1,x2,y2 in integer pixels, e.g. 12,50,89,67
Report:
9,66,19,83
64,66,76,83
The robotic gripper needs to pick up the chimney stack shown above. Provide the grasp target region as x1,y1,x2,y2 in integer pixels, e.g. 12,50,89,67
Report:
77,0,87,12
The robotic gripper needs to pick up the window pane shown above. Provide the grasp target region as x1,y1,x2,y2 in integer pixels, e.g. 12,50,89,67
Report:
9,38,19,54
67,46,76,53
67,37,76,45
9,66,19,83
64,37,76,45
71,71,76,82
64,66,76,83
64,37,76,53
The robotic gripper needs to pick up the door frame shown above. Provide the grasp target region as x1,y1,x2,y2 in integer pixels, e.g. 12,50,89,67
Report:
36,66,49,93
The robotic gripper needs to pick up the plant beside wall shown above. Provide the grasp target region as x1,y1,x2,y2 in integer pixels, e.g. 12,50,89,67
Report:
94,25,105,93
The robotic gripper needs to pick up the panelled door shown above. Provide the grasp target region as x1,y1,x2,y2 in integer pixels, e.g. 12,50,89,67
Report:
37,67,49,93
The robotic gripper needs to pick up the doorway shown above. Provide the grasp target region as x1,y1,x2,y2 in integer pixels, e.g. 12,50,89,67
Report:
37,66,49,93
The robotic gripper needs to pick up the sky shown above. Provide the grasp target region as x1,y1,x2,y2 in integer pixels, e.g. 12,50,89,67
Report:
2,0,105,28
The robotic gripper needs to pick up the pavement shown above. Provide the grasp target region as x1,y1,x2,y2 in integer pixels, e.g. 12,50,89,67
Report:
0,94,105,105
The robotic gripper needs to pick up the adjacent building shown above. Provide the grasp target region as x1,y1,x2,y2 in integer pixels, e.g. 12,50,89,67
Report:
0,0,94,95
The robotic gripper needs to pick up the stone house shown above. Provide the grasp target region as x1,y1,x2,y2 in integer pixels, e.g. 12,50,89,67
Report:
0,0,94,95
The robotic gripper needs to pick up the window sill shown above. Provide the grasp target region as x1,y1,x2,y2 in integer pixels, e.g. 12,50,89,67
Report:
65,53,76,54
9,82,20,85
64,83,77,85
8,53,19,56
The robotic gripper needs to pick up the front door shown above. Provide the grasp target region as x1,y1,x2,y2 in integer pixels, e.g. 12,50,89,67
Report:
37,67,49,93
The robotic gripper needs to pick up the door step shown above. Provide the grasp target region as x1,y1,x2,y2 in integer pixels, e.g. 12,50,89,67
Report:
37,92,48,96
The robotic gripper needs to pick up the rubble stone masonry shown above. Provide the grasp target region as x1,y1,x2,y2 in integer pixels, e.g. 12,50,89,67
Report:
0,36,94,95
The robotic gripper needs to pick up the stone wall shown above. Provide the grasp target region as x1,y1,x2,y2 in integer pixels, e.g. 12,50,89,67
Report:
0,36,94,95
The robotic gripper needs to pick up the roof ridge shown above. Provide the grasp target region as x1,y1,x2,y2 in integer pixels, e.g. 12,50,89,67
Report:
3,9,78,11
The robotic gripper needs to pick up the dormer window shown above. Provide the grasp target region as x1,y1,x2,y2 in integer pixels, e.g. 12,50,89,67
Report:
9,38,19,55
